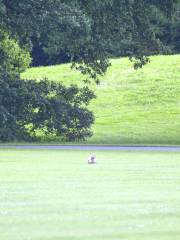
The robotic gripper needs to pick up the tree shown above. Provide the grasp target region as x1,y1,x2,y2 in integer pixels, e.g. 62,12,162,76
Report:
0,0,177,79
0,77,95,142
0,22,95,142
0,0,178,142
0,30,31,78
149,1,180,54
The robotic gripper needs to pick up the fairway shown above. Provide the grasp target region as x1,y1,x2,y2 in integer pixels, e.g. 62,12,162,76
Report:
0,149,180,240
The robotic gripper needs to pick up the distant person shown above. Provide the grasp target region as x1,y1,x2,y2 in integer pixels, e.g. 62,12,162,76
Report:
88,154,97,164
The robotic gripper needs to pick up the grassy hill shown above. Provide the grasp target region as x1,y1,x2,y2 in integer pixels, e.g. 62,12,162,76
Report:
22,55,180,145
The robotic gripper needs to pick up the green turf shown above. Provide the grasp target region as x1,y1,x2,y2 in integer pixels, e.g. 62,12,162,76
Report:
0,149,180,240
22,55,180,145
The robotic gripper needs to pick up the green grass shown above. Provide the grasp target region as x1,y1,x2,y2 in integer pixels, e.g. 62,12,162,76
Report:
0,149,180,240
22,55,180,145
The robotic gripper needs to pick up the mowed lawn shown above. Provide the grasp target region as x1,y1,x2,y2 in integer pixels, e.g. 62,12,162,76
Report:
22,55,180,145
0,149,180,240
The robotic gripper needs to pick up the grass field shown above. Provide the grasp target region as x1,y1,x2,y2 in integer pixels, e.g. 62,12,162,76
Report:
22,55,180,145
0,149,180,240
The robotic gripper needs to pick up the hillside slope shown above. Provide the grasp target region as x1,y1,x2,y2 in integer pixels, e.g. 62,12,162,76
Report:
22,55,180,144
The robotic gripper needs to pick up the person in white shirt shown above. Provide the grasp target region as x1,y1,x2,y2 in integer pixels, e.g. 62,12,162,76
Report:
88,154,97,164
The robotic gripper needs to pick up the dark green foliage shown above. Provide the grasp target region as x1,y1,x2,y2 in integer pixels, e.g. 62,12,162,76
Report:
0,21,95,142
1,0,177,78
31,37,71,66
149,2,180,54
0,77,95,142
0,0,178,142
29,0,179,76
0,0,178,82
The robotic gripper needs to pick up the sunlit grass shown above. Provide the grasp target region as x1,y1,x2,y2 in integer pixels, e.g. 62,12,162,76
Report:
0,149,180,240
22,55,180,144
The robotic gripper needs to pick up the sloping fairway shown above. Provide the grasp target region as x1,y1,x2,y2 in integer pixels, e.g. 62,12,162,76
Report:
22,55,180,144
0,149,180,240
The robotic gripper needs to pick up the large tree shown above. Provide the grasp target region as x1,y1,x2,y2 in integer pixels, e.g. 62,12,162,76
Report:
150,1,180,53
30,0,179,67
0,0,177,142
0,0,177,79
0,4,95,142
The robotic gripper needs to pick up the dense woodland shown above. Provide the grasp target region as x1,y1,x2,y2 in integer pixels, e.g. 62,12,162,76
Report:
0,0,179,142
31,1,180,67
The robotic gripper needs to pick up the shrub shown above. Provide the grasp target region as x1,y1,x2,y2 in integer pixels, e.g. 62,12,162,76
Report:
0,77,95,142
0,30,31,78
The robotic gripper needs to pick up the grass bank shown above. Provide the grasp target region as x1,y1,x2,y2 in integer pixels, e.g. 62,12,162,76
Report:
22,55,180,145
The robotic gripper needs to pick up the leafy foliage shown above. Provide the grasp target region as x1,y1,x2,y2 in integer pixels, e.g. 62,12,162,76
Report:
32,1,179,74
0,14,95,142
0,30,31,78
1,0,178,79
0,0,178,142
150,2,180,53
0,77,95,142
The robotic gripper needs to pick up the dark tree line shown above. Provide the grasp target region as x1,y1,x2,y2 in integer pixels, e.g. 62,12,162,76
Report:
0,0,178,142
30,1,180,67
150,2,180,54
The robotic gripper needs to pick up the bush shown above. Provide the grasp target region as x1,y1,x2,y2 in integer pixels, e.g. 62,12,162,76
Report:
0,77,95,142
0,31,95,142
0,30,31,78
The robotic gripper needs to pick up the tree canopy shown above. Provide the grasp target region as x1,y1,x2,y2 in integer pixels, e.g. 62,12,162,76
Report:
0,0,178,142
0,0,178,78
